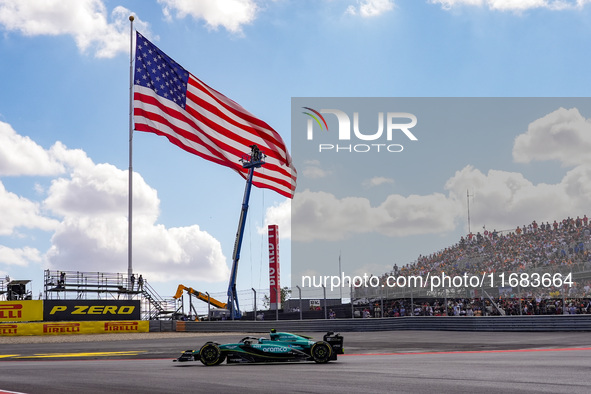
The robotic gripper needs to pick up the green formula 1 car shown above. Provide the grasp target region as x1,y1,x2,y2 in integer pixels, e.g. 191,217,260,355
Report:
174,329,344,366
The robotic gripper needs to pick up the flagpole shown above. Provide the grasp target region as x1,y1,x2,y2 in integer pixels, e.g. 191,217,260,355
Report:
128,15,135,293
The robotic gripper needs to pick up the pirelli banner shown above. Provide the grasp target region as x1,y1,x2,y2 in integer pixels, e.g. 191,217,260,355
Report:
0,301,44,323
0,321,149,336
44,300,140,321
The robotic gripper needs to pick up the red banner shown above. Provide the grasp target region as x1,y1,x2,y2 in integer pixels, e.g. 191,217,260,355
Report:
268,225,281,310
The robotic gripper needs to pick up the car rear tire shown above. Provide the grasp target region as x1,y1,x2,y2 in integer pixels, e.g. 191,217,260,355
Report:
311,341,332,363
199,343,226,366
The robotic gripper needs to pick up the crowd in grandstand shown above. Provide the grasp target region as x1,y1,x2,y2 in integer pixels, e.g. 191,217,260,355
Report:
357,293,591,317
397,215,590,281
391,215,590,290
355,215,591,316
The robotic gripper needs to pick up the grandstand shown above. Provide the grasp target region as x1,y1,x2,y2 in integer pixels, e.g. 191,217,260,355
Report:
352,215,591,316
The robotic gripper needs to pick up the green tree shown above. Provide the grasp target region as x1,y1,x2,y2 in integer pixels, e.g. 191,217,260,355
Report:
262,287,291,309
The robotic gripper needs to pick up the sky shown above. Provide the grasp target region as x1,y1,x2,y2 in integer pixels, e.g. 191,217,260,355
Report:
1,0,591,306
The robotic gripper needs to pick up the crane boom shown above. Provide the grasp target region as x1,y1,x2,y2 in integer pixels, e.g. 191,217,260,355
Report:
173,284,227,309
227,145,265,319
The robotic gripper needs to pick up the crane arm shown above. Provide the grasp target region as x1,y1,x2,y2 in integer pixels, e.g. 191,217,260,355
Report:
173,284,227,309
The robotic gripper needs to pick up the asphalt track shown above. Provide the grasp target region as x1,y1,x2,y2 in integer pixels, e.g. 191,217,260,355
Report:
1,331,591,393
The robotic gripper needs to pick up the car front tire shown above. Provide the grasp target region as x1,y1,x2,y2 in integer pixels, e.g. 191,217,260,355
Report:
199,343,226,366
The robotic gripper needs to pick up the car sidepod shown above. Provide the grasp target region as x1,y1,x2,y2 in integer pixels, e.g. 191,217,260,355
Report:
224,342,311,364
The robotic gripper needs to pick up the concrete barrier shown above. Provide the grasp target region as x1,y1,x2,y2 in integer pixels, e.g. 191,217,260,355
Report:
149,320,176,332
156,315,591,333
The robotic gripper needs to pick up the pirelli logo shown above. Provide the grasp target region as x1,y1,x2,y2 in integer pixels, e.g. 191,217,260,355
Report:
43,323,81,334
0,301,43,322
0,304,22,319
104,322,139,332
0,324,18,335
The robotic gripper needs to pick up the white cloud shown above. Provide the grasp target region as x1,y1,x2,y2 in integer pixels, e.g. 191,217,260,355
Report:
44,160,158,221
261,199,291,239
302,160,332,179
292,189,460,242
158,0,257,34
513,107,591,167
0,121,64,176
46,217,229,283
376,192,460,236
430,0,591,11
303,167,331,179
0,245,42,267
445,164,591,231
293,157,591,242
363,176,394,188
0,0,150,58
346,0,395,17
0,181,58,236
44,154,230,283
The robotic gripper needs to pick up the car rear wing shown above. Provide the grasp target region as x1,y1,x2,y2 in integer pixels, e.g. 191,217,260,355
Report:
323,332,344,354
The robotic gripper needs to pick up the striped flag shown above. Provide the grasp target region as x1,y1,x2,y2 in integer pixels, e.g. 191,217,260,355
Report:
132,32,297,198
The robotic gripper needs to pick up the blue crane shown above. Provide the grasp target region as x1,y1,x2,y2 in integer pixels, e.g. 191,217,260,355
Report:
227,145,265,319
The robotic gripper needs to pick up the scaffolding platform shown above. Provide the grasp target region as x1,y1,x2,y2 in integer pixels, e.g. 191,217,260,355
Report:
43,270,177,320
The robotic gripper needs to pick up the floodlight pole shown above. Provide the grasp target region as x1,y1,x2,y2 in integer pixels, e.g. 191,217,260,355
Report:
467,189,474,235
227,145,265,320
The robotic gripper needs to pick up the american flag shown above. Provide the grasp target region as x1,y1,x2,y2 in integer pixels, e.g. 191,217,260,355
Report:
133,32,297,198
